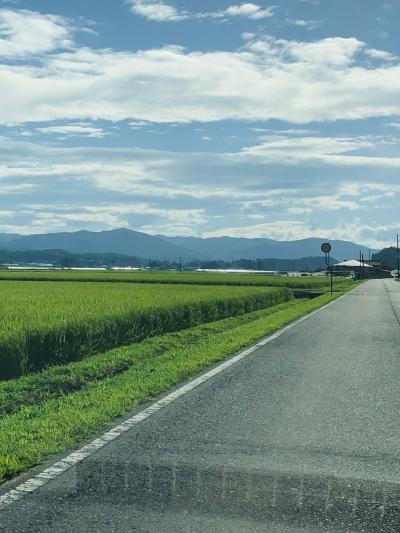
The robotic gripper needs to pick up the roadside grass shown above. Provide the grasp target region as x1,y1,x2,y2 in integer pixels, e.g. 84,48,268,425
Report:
0,293,341,483
0,270,357,292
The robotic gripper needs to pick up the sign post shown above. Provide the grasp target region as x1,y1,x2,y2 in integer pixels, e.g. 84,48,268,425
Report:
321,242,333,294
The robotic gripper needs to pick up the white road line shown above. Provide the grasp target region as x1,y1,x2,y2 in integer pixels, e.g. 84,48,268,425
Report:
0,293,346,511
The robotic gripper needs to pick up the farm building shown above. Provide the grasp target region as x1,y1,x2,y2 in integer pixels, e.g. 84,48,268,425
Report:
333,259,392,279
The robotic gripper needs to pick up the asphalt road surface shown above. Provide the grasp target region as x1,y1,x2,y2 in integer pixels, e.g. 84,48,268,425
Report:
1,279,400,532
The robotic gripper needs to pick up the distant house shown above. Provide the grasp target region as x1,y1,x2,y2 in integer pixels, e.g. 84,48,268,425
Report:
333,259,392,279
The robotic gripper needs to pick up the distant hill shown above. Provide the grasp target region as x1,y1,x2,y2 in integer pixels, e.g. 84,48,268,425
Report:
0,233,21,245
161,235,375,262
0,228,375,262
372,247,398,270
5,229,195,261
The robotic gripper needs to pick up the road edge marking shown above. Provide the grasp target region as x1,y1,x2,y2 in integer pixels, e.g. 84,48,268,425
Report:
0,292,346,510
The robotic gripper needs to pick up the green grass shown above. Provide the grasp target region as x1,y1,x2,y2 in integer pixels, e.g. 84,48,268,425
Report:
0,269,357,292
0,282,291,380
0,293,341,483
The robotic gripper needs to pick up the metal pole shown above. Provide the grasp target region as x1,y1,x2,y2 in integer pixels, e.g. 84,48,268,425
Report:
324,251,332,294
397,234,399,281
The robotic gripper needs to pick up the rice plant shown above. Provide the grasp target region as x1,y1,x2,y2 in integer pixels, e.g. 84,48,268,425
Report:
0,270,357,291
0,281,291,379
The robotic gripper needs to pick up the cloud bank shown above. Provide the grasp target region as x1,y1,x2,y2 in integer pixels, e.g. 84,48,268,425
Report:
129,1,275,22
0,12,399,126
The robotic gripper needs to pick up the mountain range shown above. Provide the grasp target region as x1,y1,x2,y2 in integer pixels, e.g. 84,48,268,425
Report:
0,228,375,262
161,235,375,262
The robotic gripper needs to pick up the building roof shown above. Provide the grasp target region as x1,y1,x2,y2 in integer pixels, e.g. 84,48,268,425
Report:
335,259,372,268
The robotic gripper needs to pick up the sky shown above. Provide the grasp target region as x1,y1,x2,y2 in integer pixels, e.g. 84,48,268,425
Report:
0,0,399,247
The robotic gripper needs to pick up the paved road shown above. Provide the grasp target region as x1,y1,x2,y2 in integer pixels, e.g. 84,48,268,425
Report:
1,279,400,532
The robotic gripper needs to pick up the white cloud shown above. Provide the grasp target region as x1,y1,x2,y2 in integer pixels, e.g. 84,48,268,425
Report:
239,192,361,216
2,31,399,126
129,1,274,22
287,19,322,30
251,128,317,135
37,124,110,138
241,32,256,40
10,203,206,235
204,220,323,239
0,9,71,57
36,123,110,139
129,0,188,22
129,120,152,129
365,48,397,61
282,37,364,66
248,35,362,65
238,134,400,168
224,3,275,20
204,219,398,248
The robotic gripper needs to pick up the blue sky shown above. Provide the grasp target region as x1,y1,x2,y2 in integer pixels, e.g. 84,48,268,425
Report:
0,0,399,247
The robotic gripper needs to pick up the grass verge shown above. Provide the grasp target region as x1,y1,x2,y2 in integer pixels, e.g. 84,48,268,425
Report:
0,293,341,484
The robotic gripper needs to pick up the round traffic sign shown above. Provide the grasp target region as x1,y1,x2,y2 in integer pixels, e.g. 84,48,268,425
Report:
321,242,331,253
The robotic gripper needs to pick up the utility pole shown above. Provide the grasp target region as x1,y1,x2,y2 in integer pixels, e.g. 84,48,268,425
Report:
397,233,400,281
321,242,333,294
179,256,182,273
